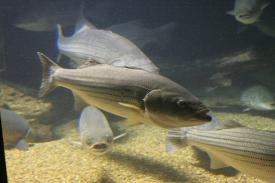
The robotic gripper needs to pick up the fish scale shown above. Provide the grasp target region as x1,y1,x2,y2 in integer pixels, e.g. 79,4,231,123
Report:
167,121,275,182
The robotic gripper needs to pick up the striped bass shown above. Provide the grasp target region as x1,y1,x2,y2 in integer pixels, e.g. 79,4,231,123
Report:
37,52,211,129
57,20,159,73
167,120,275,182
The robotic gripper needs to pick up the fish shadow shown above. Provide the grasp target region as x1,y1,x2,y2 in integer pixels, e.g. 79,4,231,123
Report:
98,175,116,183
106,150,190,182
192,147,238,177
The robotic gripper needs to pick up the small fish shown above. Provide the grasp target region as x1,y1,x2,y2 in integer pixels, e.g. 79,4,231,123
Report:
241,85,275,111
57,19,159,73
167,120,275,182
37,52,211,129
13,1,81,31
107,20,177,49
78,106,116,154
1,108,31,150
227,0,270,24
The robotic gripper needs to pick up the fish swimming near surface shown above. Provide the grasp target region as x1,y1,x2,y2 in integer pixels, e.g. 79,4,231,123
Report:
107,20,177,50
37,52,211,129
227,0,270,24
13,1,81,31
56,19,159,73
167,120,275,182
240,85,275,111
1,108,31,150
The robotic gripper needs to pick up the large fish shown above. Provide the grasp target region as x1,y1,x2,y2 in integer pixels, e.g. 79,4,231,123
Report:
1,108,31,150
167,120,275,182
227,0,270,24
37,52,211,129
56,20,159,73
107,20,177,50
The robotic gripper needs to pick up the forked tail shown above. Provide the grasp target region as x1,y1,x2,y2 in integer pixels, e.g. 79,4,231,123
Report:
37,52,61,97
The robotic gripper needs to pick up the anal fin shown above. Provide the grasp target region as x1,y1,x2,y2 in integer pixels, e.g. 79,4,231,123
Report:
208,152,228,169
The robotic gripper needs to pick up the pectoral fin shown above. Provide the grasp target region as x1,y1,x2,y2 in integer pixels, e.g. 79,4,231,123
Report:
208,152,228,169
113,132,127,141
118,102,141,110
120,120,142,128
226,10,235,16
15,139,29,151
66,139,82,148
166,140,178,153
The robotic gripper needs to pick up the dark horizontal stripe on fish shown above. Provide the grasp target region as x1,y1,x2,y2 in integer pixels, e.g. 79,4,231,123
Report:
204,129,275,142
188,130,275,149
210,145,275,167
192,141,275,165
188,132,275,155
59,78,147,109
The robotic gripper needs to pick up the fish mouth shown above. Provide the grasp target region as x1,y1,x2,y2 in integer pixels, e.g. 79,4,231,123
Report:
236,13,258,24
90,143,109,154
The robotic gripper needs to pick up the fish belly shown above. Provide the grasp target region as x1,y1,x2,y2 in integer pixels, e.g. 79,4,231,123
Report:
74,90,147,123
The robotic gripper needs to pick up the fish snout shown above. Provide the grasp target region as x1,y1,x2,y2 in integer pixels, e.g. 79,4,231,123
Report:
187,102,212,122
91,143,109,153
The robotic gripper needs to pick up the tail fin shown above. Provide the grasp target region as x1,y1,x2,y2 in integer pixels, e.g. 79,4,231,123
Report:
37,52,61,97
166,128,188,153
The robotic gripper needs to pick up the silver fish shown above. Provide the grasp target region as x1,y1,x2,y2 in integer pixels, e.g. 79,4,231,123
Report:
1,108,31,150
167,120,275,182
241,85,275,111
37,52,211,129
57,20,159,73
13,1,81,32
227,0,270,24
107,20,177,50
78,106,114,154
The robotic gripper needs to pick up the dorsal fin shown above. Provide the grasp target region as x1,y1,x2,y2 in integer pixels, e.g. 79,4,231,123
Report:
75,1,97,34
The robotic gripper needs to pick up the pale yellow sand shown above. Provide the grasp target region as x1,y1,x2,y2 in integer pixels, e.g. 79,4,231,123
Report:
5,112,273,183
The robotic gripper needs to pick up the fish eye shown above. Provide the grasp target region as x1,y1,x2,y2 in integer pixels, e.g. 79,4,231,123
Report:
177,99,186,107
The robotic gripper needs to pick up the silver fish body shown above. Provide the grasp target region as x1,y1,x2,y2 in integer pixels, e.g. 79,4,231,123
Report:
37,53,211,129
167,120,275,182
241,85,275,111
1,108,31,150
78,106,113,154
227,0,270,24
57,22,159,73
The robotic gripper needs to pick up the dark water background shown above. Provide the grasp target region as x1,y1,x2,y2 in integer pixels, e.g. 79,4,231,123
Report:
0,0,275,93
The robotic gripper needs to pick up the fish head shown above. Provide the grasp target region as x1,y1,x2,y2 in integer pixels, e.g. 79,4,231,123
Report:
233,0,269,24
82,134,113,154
144,89,212,128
